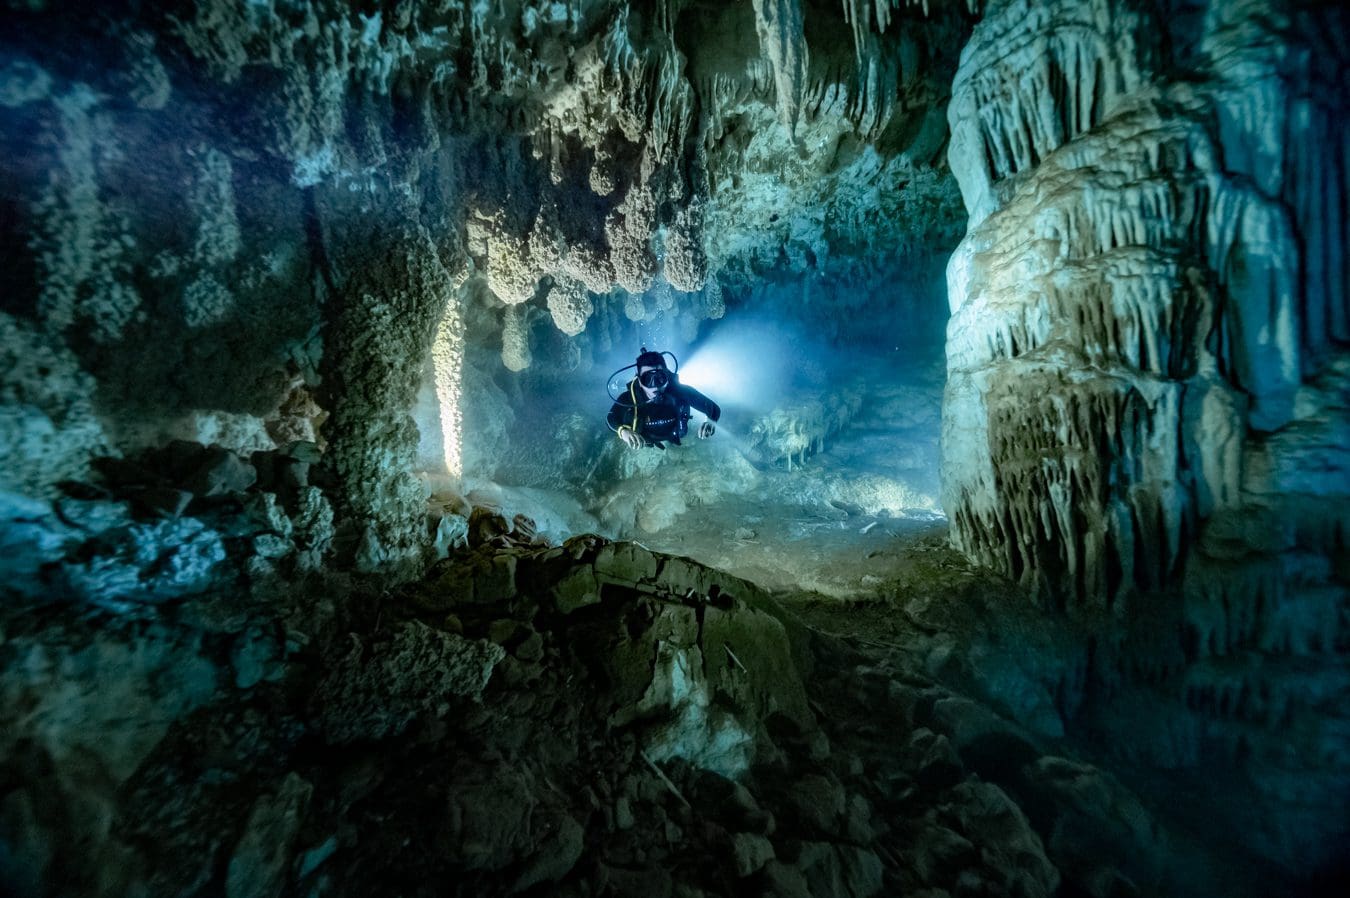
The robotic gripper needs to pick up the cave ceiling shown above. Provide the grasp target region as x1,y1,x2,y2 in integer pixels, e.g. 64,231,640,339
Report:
1,0,972,371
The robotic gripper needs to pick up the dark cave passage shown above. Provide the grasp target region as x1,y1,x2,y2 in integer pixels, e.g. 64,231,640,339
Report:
2,1,1348,898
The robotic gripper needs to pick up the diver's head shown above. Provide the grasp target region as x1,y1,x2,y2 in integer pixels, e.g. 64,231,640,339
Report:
635,350,670,396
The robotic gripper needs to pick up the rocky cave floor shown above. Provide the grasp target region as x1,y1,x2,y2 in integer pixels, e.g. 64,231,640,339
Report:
4,502,1307,898
617,439,947,601
7,366,1334,898
276,529,1276,896
386,519,1305,898
306,362,1321,898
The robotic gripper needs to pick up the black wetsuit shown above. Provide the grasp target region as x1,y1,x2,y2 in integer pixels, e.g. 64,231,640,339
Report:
607,378,721,447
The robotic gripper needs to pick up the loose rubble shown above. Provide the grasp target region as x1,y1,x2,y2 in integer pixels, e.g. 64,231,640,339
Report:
0,510,1266,898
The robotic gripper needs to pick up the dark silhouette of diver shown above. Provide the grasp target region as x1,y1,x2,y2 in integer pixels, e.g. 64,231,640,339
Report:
606,349,720,450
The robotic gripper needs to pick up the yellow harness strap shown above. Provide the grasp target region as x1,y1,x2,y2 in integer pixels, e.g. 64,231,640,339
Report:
617,379,641,442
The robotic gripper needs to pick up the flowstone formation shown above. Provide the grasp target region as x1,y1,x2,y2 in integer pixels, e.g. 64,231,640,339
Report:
944,0,1348,608
941,0,1350,878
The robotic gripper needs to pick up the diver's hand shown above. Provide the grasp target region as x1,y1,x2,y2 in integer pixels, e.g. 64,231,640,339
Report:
698,421,716,439
618,427,643,449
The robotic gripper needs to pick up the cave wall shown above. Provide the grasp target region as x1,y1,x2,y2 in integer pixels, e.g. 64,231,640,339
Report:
940,0,1350,872
942,0,1349,610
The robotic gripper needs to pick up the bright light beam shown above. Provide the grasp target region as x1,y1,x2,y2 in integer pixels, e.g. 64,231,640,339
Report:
677,316,796,411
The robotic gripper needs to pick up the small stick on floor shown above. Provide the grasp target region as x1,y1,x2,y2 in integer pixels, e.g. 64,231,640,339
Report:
725,644,749,673
860,520,878,534
875,843,903,868
640,750,691,809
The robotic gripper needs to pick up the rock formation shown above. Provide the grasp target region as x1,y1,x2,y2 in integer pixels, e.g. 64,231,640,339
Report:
1,522,1213,897
943,0,1349,610
1,0,968,572
942,0,1349,876
1,0,1346,895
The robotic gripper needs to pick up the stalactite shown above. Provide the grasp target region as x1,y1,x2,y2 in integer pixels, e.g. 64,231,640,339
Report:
944,0,1344,610
545,276,593,336
500,303,532,372
663,199,708,293
647,32,694,162
605,176,660,294
751,0,809,132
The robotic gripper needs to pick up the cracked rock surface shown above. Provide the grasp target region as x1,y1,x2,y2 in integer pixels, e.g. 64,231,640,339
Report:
5,523,1266,898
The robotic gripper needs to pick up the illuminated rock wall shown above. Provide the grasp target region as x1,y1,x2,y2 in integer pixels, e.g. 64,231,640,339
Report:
942,0,1349,610
941,0,1350,872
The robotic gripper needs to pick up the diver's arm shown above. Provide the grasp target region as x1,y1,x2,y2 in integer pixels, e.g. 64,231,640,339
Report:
677,385,721,422
606,401,627,431
608,393,645,447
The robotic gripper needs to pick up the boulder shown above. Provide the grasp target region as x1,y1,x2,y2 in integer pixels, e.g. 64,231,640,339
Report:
904,728,965,791
759,860,812,898
552,565,600,614
135,486,193,519
311,622,505,743
595,541,660,583
939,781,1059,898
732,832,775,877
225,774,312,898
789,774,845,836
182,446,256,497
512,813,585,891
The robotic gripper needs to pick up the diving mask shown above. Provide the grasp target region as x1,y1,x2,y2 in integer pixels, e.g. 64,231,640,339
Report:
638,369,670,390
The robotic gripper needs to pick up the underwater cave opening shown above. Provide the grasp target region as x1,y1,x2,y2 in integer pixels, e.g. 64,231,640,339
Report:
409,265,953,600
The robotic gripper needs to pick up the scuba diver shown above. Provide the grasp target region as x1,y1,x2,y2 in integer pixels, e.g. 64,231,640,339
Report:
606,349,720,449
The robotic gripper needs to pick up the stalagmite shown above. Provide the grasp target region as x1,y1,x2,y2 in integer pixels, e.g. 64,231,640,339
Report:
432,303,466,479
318,209,454,574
